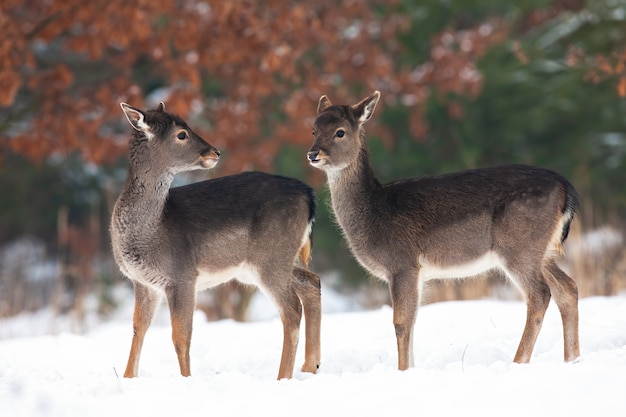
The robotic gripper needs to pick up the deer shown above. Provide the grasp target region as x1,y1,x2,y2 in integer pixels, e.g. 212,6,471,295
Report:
307,91,580,370
111,102,321,379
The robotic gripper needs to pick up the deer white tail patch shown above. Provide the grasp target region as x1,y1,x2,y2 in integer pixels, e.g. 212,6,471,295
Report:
545,213,570,261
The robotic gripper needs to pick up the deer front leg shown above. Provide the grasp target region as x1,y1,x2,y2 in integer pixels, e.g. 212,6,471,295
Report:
390,271,419,371
165,282,196,377
124,282,161,378
293,267,322,373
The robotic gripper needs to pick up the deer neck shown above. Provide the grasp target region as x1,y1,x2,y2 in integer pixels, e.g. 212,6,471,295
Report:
112,145,174,238
326,138,381,237
120,166,172,210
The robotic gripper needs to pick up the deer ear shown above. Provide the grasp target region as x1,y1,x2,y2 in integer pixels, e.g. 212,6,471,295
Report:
351,91,380,125
120,103,152,135
317,95,333,114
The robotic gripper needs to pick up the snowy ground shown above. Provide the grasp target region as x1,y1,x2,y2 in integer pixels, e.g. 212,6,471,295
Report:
1,286,626,417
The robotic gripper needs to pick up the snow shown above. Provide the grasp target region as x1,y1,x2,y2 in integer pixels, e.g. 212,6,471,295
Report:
1,287,626,417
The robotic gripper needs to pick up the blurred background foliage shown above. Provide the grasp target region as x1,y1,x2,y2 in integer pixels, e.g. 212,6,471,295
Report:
1,0,625,322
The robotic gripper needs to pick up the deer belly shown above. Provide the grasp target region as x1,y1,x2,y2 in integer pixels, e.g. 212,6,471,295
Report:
418,251,503,281
352,253,391,282
196,263,261,291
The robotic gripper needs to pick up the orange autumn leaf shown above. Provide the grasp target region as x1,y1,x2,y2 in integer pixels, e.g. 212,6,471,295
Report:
618,77,626,98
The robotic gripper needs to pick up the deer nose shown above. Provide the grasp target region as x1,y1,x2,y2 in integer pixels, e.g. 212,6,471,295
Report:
307,151,319,161
202,148,220,160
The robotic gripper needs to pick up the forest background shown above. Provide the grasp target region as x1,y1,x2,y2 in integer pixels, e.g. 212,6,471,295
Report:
1,0,625,324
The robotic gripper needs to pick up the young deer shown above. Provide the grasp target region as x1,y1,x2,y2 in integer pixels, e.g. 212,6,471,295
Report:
307,91,580,370
111,103,321,379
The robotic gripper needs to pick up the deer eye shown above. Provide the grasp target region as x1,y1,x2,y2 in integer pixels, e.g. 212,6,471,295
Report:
335,130,345,138
176,131,188,140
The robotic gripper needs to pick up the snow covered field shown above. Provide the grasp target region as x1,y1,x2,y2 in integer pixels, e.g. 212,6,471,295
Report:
1,288,626,417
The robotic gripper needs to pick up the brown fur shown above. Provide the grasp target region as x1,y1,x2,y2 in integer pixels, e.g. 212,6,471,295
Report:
307,91,580,369
299,238,312,266
112,103,321,379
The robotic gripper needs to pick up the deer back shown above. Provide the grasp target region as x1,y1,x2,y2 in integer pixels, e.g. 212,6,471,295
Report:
161,172,316,285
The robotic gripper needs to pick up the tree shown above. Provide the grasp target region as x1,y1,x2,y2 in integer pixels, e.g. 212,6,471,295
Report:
1,0,513,172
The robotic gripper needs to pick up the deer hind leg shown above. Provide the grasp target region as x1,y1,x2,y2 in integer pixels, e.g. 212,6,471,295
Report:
265,269,303,380
293,266,321,374
165,281,196,377
124,281,161,378
543,259,580,362
510,269,552,363
390,271,419,370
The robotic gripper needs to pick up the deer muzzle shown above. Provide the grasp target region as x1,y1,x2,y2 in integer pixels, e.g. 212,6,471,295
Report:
200,149,221,169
